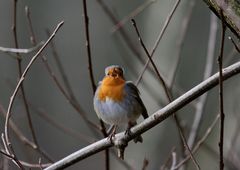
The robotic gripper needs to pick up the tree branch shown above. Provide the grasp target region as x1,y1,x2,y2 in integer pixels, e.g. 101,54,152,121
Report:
44,61,240,170
203,0,240,38
218,10,226,170
4,21,64,159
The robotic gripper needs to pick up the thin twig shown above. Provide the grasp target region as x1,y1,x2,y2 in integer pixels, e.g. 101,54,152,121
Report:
136,0,181,85
82,0,96,93
11,0,38,158
43,51,240,170
228,36,240,53
0,103,53,162
0,150,24,169
111,0,156,33
33,107,96,143
82,1,109,170
0,42,44,54
96,0,144,62
131,19,200,170
174,114,220,169
202,143,239,170
218,10,226,170
160,147,176,170
45,29,76,103
25,6,99,133
4,20,64,158
187,13,218,149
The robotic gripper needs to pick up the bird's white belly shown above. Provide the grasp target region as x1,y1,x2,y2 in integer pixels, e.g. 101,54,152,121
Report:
94,97,139,125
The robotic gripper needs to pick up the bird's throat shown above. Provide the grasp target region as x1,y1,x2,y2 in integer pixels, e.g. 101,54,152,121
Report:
98,77,125,102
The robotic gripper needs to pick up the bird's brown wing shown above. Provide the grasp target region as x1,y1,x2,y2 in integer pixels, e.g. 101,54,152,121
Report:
125,81,148,119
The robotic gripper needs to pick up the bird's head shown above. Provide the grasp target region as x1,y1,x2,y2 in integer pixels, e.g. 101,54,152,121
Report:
105,65,124,79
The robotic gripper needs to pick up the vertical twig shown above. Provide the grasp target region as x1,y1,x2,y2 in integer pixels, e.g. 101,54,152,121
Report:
218,10,226,170
187,13,218,149
11,0,38,155
131,19,200,170
82,0,96,93
82,1,109,170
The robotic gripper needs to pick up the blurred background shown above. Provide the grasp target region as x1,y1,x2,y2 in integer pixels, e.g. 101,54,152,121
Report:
0,0,240,169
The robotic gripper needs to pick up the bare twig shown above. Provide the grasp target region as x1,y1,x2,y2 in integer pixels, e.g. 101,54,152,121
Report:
4,20,64,158
96,0,144,62
82,0,96,93
132,19,200,170
111,0,156,33
187,13,218,149
136,0,181,85
0,42,44,54
218,10,226,170
202,0,240,38
174,114,220,169
0,150,23,169
160,147,176,170
82,1,109,169
33,107,96,143
11,0,38,158
228,36,240,53
0,103,53,162
45,29,77,103
25,6,99,133
43,59,240,170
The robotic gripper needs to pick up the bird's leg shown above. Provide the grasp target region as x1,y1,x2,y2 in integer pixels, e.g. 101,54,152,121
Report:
107,125,115,135
125,121,135,136
125,121,143,143
108,125,117,142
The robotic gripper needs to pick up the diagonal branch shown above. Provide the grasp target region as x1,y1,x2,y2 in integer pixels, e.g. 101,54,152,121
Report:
136,0,181,85
44,60,240,170
202,0,240,38
4,21,64,158
131,19,200,169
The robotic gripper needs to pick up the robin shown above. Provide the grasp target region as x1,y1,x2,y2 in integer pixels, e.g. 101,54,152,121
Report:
93,65,148,143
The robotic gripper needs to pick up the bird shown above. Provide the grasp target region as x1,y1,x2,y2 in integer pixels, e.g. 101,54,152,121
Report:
93,65,148,143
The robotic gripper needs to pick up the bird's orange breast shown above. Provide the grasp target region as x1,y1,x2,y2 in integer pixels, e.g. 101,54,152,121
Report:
97,76,125,102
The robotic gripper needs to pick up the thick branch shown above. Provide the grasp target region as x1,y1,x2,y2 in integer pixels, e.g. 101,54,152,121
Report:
45,61,240,170
203,0,240,38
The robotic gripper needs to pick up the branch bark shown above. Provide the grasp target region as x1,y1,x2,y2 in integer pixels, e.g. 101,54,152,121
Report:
203,0,240,38
45,61,240,170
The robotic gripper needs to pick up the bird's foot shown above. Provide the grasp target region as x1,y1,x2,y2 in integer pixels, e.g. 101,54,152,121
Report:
107,125,117,143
